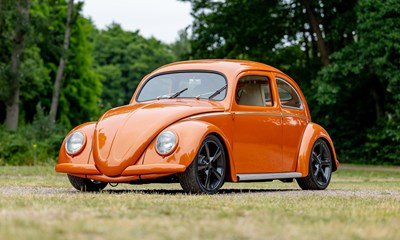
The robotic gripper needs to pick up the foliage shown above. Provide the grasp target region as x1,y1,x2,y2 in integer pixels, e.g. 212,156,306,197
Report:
58,16,102,127
314,0,400,164
0,1,178,165
1,0,399,165
0,104,67,166
366,111,400,165
0,0,50,125
1,0,102,128
30,0,102,128
170,28,192,60
91,24,176,111
184,0,399,165
187,0,289,58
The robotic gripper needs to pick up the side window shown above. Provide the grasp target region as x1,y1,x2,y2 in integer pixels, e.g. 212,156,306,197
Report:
277,78,302,109
236,76,273,107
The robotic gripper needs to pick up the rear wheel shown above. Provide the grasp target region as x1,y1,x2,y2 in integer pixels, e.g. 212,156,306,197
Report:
67,174,108,192
179,135,226,194
297,139,332,190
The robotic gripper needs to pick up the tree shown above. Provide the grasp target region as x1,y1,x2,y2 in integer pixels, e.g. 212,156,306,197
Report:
185,0,293,60
0,0,14,124
49,0,73,125
28,0,102,128
313,0,400,164
171,28,192,61
300,0,330,66
1,0,51,126
57,16,102,127
1,0,31,130
92,24,175,111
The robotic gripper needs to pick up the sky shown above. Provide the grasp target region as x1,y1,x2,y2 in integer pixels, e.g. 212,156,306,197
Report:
82,0,193,43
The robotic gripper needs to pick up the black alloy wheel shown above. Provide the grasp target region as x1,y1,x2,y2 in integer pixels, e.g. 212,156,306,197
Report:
297,139,333,190
179,135,226,194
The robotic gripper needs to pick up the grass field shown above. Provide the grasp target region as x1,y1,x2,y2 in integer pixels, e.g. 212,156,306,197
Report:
0,165,399,240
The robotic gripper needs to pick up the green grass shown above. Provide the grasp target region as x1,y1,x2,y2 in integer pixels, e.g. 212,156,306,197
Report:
0,164,399,240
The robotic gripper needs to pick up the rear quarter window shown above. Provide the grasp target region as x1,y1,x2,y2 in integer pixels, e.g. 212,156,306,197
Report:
277,78,303,109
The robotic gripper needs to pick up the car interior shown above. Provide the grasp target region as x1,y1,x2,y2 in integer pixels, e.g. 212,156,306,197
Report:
236,76,273,107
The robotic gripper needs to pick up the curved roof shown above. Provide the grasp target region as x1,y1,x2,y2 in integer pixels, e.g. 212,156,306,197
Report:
150,59,283,77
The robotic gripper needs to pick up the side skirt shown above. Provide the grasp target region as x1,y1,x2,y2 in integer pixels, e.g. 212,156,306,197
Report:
237,172,302,181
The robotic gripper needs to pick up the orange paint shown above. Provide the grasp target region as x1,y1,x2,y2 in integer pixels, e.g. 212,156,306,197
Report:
56,60,338,186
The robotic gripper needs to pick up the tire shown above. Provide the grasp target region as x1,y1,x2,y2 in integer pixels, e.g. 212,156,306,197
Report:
179,135,226,194
297,139,333,190
67,174,108,192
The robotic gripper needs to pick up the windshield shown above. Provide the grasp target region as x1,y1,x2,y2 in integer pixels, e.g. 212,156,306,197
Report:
136,72,227,102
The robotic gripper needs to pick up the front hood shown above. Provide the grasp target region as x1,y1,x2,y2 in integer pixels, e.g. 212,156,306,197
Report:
93,100,224,176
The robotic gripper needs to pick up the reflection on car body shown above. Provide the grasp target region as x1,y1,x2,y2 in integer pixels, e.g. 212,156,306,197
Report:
56,60,339,194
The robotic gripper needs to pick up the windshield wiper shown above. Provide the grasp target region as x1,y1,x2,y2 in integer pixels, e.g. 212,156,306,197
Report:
168,87,188,99
208,85,227,100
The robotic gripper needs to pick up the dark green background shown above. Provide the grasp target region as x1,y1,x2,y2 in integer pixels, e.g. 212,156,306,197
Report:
0,0,399,165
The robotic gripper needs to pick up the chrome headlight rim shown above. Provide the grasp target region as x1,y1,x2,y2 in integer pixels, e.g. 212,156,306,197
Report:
65,131,86,156
155,130,178,156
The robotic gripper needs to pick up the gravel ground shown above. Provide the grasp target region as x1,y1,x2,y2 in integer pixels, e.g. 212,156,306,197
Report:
1,164,399,197
1,186,399,197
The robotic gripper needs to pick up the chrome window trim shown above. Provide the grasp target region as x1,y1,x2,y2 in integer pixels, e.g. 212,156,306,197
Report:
276,77,304,110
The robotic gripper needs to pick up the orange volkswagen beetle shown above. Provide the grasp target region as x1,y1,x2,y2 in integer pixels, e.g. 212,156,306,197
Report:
56,60,338,194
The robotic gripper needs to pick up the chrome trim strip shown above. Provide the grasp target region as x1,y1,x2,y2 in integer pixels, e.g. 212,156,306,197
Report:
237,172,302,181
283,114,309,120
187,112,309,120
235,112,281,117
234,112,309,120
187,112,231,119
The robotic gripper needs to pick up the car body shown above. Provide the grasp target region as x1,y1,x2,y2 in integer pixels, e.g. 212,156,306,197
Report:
56,60,339,193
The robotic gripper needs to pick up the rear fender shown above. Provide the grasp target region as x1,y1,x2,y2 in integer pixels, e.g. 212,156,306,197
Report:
296,123,338,177
142,120,237,182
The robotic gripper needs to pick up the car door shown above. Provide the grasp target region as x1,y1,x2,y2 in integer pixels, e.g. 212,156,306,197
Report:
231,71,284,173
274,73,309,172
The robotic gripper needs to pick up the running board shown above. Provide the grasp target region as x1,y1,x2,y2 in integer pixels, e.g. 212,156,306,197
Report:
237,172,302,181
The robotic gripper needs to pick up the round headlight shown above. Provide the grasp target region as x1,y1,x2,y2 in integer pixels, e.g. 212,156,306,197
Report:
65,131,85,155
156,131,177,155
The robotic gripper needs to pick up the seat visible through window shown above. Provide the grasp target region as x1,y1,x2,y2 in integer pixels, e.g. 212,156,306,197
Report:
238,83,265,106
236,75,272,107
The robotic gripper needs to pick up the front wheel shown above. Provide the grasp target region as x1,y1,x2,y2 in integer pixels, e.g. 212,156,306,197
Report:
67,174,108,192
297,139,333,190
179,135,226,194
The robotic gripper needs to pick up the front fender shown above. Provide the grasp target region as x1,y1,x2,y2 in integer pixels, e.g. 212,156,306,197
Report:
57,122,96,166
296,123,339,177
142,119,237,181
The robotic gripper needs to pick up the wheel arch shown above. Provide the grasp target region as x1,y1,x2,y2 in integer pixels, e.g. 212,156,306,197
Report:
296,123,339,177
163,120,237,182
319,137,337,172
207,132,234,182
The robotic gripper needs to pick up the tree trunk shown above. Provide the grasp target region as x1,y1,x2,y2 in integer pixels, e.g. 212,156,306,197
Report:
49,0,74,125
370,77,385,121
302,29,310,67
5,0,30,130
301,0,330,66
